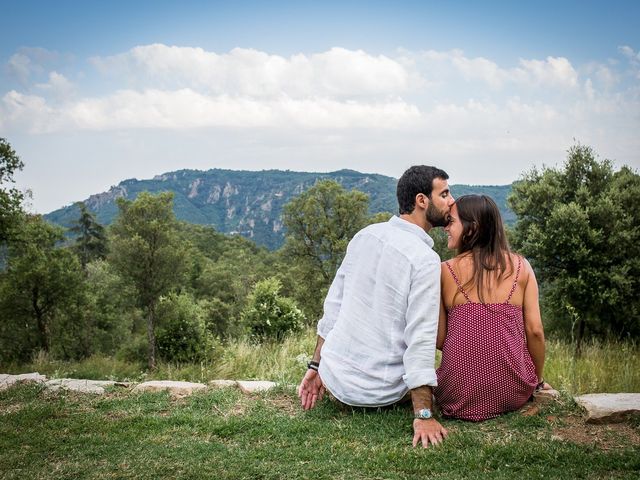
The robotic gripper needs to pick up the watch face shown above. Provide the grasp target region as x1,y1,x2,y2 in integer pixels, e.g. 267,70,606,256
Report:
416,408,432,419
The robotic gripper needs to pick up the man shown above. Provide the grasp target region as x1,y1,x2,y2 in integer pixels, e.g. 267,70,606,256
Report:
298,165,454,448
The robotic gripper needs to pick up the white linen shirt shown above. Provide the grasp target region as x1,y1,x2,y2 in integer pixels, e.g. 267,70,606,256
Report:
317,215,441,407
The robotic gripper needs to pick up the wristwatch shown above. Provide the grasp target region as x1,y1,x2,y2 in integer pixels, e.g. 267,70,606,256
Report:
414,408,433,420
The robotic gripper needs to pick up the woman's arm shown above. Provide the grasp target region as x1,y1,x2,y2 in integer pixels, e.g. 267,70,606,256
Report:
436,299,447,350
522,258,545,382
436,263,449,350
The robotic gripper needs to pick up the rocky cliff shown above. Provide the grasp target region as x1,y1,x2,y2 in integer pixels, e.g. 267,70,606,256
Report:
45,168,513,249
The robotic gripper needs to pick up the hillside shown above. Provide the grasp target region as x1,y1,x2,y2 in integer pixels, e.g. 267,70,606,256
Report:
45,168,514,249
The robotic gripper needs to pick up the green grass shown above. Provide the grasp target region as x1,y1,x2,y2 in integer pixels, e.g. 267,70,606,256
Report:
2,333,639,478
0,383,638,479
4,330,639,395
544,338,640,394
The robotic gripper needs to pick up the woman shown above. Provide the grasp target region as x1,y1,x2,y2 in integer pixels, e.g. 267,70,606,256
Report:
434,194,547,421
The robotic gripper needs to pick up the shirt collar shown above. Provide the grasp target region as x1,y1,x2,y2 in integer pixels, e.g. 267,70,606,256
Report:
389,215,434,247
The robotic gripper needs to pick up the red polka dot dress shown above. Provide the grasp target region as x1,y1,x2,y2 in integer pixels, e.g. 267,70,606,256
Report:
434,257,538,421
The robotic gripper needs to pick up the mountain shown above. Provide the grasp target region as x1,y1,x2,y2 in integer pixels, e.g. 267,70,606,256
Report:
44,168,514,250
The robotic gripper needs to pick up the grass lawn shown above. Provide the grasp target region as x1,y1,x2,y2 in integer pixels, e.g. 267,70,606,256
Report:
1,383,638,479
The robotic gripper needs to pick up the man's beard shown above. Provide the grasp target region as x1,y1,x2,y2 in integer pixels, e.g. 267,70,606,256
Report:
426,201,449,228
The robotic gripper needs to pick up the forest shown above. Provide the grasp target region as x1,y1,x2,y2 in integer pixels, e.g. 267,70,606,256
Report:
1,138,639,371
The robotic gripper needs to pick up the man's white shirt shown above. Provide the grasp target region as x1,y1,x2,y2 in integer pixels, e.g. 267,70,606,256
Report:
317,215,441,407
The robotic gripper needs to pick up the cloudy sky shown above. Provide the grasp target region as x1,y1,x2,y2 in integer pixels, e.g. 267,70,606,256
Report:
1,0,639,213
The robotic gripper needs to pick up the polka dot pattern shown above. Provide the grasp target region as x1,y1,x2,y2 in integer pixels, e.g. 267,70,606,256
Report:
434,257,538,421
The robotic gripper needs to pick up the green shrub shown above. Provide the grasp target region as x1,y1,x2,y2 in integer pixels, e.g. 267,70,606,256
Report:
241,277,305,341
115,333,148,364
155,292,213,362
200,297,240,339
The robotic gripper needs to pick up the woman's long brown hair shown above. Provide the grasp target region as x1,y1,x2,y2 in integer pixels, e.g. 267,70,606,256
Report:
454,194,514,304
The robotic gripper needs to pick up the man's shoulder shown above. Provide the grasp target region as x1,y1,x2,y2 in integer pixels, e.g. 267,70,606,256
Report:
358,219,390,234
350,220,392,244
352,220,440,265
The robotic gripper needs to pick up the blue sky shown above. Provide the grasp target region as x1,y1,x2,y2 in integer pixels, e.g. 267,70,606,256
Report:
1,1,639,213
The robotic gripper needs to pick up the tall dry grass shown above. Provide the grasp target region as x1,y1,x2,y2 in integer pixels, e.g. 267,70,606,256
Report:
544,338,639,394
4,330,638,394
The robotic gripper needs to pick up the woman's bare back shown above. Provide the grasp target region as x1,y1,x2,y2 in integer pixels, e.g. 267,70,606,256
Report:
441,252,530,308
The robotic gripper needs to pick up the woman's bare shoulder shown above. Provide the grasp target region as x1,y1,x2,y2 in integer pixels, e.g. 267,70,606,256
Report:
441,256,457,269
511,253,535,282
442,254,475,281
441,255,465,271
440,259,452,279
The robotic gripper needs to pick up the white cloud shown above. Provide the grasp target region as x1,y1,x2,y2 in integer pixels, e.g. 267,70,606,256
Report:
422,98,560,138
2,90,58,132
584,78,596,100
2,44,638,208
617,45,640,79
2,45,420,132
35,71,75,99
1,88,421,132
618,45,639,61
90,45,411,97
595,65,617,89
515,56,578,87
419,49,578,89
450,53,507,88
310,48,410,96
6,54,35,83
4,47,63,83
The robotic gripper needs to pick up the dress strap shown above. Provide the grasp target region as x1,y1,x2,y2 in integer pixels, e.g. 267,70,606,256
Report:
505,256,522,303
445,261,472,303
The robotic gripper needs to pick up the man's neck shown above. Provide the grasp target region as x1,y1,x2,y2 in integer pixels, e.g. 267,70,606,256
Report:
399,212,432,233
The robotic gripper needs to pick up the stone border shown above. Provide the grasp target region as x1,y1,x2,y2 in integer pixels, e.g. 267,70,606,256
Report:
0,372,278,397
3,373,639,424
575,393,640,424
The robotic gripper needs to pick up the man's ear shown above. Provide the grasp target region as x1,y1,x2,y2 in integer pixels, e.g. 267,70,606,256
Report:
415,193,429,210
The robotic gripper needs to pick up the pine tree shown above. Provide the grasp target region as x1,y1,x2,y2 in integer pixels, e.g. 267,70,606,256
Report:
71,202,108,269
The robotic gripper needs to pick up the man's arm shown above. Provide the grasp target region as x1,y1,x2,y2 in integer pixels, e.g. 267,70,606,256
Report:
298,336,325,410
403,258,448,447
298,247,349,411
410,386,447,447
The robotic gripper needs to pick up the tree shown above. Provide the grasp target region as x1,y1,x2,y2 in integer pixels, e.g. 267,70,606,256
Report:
241,277,305,341
0,215,84,361
0,138,25,244
70,202,108,269
83,259,137,356
509,145,640,351
155,292,212,362
110,192,187,369
282,180,371,318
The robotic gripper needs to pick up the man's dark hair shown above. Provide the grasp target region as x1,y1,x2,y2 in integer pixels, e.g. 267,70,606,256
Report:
396,165,449,214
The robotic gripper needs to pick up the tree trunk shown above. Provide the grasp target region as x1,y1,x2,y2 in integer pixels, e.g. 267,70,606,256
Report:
35,311,49,352
32,287,49,352
575,317,586,357
147,302,157,370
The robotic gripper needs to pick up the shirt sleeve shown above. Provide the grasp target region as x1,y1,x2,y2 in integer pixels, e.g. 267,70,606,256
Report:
402,256,441,390
317,251,348,339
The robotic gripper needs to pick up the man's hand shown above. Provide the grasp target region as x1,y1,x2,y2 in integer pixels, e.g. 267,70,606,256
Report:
412,418,448,448
297,369,325,411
